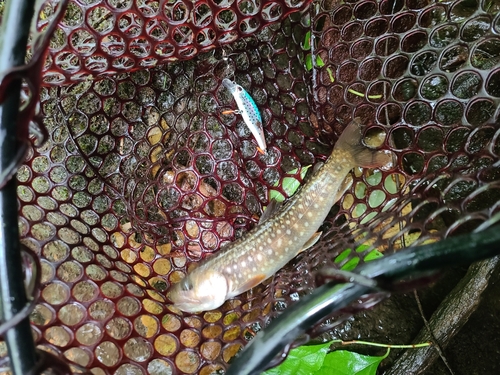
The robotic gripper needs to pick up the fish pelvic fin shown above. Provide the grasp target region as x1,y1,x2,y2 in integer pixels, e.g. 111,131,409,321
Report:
335,117,393,170
298,231,322,254
331,175,353,203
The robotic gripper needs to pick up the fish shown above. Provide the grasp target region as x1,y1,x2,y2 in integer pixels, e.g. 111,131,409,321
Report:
168,118,392,313
221,78,267,154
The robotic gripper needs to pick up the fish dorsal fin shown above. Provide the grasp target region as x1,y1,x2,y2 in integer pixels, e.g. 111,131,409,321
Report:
232,273,268,296
259,199,282,224
298,231,322,254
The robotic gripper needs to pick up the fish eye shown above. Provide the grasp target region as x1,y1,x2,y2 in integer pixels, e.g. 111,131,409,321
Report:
180,277,193,291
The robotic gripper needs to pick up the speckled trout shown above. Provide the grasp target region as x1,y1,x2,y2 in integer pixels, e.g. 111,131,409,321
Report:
168,118,392,313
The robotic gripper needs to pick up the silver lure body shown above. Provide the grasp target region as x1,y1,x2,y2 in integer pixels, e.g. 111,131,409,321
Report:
222,78,266,152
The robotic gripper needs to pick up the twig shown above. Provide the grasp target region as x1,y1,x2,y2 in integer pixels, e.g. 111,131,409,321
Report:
384,256,500,375
413,290,455,375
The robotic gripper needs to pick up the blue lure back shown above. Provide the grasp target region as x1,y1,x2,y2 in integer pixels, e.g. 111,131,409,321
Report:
222,78,267,154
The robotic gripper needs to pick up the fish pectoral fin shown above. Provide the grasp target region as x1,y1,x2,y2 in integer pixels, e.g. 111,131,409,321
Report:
298,231,322,254
313,161,324,173
259,199,282,224
233,274,268,296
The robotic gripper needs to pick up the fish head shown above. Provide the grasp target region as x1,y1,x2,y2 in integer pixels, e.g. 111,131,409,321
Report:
168,269,229,313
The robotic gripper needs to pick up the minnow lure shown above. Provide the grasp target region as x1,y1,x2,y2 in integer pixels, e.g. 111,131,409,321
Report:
221,78,267,154
168,118,392,313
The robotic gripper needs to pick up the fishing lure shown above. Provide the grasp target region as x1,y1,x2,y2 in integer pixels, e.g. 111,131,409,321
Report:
221,78,267,154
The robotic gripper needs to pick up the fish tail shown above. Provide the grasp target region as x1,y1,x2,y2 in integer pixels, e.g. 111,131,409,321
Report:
335,118,393,169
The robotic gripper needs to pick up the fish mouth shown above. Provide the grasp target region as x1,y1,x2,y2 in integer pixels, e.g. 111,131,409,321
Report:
169,291,201,307
172,295,204,313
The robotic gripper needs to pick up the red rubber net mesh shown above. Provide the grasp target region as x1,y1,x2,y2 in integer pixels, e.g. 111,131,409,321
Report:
1,0,500,374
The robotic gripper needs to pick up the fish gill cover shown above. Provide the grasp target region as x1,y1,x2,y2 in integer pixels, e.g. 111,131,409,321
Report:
2,0,500,373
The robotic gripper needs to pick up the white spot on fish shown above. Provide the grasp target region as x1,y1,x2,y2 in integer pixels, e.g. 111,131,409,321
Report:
241,261,246,267
267,249,273,255
307,212,313,217
257,254,263,261
288,240,293,245
277,239,282,247
277,229,282,235
314,203,319,209
304,222,309,227
267,238,272,244
252,267,257,272
233,264,238,269
286,229,291,235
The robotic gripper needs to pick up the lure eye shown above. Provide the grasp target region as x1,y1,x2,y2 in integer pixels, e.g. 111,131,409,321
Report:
237,86,243,92
180,277,193,291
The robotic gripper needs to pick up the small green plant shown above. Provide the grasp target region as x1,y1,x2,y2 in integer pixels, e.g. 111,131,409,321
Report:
264,339,431,375
303,31,325,71
302,30,383,99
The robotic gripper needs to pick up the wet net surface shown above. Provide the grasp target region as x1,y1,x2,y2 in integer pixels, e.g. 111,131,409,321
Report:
42,0,312,85
1,0,500,374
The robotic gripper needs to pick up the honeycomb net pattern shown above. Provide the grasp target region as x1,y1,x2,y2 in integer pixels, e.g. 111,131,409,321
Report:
41,0,312,85
1,0,500,374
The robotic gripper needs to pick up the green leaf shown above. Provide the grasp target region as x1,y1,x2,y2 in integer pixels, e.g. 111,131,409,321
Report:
305,54,325,70
305,53,313,71
353,244,384,263
303,31,311,50
354,244,384,262
364,249,384,262
340,257,359,271
336,246,383,272
269,190,286,203
334,249,351,263
282,177,301,197
269,165,311,203
360,211,377,225
264,342,331,375
355,244,370,253
316,348,389,375
366,170,383,186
